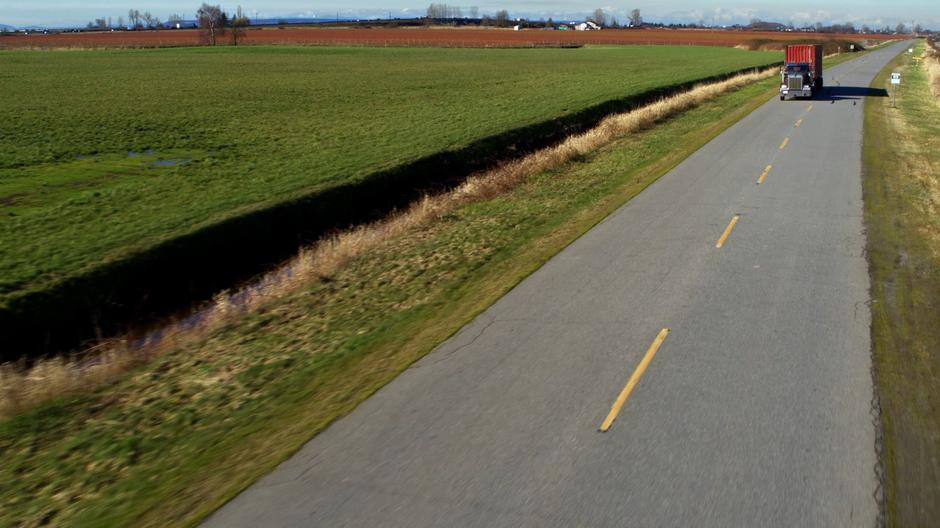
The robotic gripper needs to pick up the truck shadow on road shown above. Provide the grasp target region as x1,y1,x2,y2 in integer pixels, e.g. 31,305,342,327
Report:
820,86,889,101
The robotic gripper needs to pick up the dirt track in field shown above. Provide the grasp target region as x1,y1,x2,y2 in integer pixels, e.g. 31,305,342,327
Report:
0,27,895,49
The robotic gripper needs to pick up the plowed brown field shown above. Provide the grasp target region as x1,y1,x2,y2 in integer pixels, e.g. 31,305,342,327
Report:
0,27,895,49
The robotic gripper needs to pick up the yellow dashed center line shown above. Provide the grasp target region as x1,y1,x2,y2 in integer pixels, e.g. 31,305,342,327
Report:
757,164,773,185
715,215,740,248
599,328,670,433
807,104,814,112
779,137,790,150
795,118,803,128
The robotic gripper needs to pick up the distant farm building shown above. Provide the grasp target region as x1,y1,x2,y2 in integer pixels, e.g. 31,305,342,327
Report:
575,21,601,31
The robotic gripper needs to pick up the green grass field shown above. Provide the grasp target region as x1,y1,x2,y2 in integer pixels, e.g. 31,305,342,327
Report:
0,45,778,312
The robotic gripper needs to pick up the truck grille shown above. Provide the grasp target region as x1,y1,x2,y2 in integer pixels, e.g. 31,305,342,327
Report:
787,77,803,90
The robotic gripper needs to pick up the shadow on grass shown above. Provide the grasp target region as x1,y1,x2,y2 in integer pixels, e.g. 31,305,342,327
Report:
0,64,778,362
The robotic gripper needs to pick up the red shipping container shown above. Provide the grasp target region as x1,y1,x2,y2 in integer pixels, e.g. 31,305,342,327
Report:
785,44,824,81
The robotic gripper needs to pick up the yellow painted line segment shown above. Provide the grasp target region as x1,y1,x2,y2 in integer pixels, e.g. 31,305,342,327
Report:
715,215,740,248
599,328,670,433
807,104,814,112
795,118,803,128
757,164,772,185
779,137,790,150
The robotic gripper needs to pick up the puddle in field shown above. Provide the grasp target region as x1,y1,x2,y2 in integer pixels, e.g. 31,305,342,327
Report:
152,159,190,167
128,149,157,157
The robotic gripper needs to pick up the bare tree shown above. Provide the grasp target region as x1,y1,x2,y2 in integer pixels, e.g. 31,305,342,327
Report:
494,9,509,27
128,9,141,28
141,12,154,28
895,22,906,34
197,3,227,45
592,8,608,27
231,6,250,45
118,15,125,28
629,8,642,27
469,6,479,18
914,23,923,34
168,13,184,28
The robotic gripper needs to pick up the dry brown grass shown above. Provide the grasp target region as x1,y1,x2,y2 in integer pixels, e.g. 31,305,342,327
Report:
925,42,940,100
0,66,776,420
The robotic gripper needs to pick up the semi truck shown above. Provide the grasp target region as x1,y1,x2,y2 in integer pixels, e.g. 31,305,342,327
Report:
780,44,824,100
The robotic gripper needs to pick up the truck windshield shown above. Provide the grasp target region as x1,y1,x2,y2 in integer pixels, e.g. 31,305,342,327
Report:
786,64,810,75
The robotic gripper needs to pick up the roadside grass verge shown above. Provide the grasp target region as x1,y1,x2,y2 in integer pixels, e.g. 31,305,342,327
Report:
864,40,940,526
0,66,783,526
926,38,940,98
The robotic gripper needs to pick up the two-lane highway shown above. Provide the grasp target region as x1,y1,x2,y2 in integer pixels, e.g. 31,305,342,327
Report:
205,42,911,527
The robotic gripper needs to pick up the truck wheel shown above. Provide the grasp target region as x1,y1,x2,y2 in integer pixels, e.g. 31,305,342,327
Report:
780,95,784,101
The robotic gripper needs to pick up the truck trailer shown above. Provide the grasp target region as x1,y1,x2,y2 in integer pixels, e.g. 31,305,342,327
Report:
780,44,824,100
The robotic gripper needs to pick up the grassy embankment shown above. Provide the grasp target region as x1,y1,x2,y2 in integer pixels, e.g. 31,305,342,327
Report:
0,45,779,353
864,39,940,526
0,54,789,526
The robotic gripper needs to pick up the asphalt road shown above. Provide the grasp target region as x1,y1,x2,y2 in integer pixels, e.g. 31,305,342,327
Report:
205,41,910,527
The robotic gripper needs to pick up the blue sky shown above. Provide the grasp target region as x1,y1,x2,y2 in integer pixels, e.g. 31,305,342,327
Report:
1,0,936,29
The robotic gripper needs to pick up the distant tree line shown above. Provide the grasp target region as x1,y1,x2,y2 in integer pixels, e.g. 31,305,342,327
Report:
425,4,485,22
420,6,646,29
481,11,510,27
426,4,466,19
86,9,186,29
84,3,248,41
746,18,922,35
584,8,639,28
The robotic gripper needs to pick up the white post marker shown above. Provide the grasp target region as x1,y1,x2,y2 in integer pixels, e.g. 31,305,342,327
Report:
891,72,901,108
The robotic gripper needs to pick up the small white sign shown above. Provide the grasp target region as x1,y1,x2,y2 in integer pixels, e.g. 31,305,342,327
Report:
909,48,914,53
891,72,901,85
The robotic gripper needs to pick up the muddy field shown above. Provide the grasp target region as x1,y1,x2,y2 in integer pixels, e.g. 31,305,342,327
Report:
0,27,895,49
